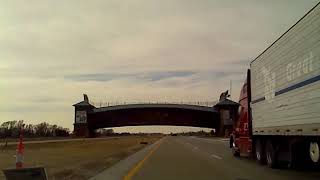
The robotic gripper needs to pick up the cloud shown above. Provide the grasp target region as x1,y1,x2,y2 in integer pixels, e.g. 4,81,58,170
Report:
0,0,318,131
65,73,129,82
143,71,195,81
64,71,195,82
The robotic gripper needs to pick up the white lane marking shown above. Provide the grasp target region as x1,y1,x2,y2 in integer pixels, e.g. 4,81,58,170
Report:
218,139,229,142
210,154,222,160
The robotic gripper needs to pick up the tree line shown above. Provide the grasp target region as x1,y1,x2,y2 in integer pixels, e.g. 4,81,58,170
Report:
0,120,70,138
95,128,164,137
172,130,215,136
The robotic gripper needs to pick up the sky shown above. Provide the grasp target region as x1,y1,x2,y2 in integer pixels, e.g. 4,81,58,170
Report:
0,0,318,133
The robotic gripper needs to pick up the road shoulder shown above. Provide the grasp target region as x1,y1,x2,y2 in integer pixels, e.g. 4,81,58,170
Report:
89,138,163,180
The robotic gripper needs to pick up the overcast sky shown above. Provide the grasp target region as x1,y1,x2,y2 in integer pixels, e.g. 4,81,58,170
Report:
0,0,318,133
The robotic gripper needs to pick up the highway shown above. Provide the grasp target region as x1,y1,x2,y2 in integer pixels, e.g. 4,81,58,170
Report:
109,136,320,180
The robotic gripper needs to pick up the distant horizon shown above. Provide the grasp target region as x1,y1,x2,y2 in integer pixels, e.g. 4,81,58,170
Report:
0,119,214,134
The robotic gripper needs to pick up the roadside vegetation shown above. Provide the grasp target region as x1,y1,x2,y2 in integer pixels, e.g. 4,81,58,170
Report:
0,136,161,180
0,120,69,139
170,130,215,137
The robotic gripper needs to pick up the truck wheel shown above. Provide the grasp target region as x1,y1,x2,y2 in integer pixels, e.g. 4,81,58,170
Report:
232,140,240,157
255,140,265,164
290,141,319,169
229,137,233,148
266,140,278,168
309,142,319,163
230,138,240,157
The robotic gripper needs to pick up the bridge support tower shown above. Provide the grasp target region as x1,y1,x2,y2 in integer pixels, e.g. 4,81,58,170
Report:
214,98,239,137
73,94,95,137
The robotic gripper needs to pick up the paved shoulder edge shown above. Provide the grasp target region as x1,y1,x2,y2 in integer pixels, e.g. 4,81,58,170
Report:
89,137,164,180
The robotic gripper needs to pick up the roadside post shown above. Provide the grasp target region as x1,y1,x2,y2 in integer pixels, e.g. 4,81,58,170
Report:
16,133,24,168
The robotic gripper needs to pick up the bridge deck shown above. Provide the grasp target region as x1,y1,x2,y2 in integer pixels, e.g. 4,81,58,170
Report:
93,104,217,113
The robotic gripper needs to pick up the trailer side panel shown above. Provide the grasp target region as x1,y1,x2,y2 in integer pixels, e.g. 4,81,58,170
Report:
250,4,320,136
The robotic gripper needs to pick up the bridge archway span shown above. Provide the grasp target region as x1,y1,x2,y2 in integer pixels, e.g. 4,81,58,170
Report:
88,104,218,129
73,95,239,137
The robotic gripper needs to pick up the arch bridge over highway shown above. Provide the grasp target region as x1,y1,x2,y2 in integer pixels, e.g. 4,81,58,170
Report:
73,94,239,137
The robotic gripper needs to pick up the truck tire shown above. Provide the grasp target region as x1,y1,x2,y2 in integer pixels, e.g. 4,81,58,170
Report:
231,138,240,157
232,148,240,157
289,141,320,169
266,140,278,168
309,141,319,164
255,140,265,164
229,137,233,148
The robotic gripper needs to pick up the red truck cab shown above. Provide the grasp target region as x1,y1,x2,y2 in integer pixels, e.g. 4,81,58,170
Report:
230,70,252,157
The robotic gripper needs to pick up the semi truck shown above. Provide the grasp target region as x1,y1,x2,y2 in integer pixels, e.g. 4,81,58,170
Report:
230,2,320,168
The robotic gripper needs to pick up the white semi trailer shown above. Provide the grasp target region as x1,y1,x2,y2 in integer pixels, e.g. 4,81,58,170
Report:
231,2,320,168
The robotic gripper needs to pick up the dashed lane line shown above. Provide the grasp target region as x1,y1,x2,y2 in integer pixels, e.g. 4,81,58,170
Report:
210,154,223,160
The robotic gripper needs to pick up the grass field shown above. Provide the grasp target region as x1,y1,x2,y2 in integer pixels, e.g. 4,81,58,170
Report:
0,136,161,180
2,136,74,143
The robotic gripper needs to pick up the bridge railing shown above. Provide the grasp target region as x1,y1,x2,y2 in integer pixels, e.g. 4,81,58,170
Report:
90,101,217,108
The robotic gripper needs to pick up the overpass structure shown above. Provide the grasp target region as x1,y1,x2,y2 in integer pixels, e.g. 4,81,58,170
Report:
73,94,239,137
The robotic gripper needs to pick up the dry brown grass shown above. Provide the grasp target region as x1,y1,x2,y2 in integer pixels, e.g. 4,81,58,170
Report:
0,136,161,180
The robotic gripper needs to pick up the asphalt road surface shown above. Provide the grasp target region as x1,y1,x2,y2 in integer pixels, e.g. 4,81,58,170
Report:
123,136,320,180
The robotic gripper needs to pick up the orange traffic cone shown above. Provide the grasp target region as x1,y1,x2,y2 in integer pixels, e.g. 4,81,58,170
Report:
16,134,24,168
